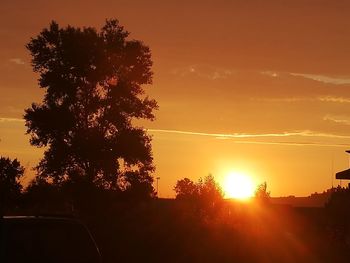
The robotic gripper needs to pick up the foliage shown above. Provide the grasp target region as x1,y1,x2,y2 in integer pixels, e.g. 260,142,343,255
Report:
197,174,224,204
174,175,224,218
173,177,198,200
174,175,223,201
254,182,270,203
0,157,24,210
24,19,158,195
23,177,64,211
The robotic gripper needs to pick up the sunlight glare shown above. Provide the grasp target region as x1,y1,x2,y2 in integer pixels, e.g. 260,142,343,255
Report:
223,171,254,200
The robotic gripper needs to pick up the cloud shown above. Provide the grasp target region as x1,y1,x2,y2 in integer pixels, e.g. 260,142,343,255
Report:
261,71,279,78
251,96,350,104
251,97,310,103
230,140,350,148
147,128,350,142
289,73,350,85
9,58,25,65
318,96,350,103
0,117,24,123
176,67,350,86
323,115,350,125
171,64,233,80
261,70,350,85
148,128,301,139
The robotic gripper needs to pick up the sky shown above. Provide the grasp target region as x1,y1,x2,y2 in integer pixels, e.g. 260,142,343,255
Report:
1,0,350,197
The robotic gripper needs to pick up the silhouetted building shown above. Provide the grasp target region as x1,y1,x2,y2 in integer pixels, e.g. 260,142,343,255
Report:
335,150,350,188
336,169,350,180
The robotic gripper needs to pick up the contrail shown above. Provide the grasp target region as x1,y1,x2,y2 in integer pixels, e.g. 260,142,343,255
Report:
0,117,24,123
147,128,350,140
147,129,350,147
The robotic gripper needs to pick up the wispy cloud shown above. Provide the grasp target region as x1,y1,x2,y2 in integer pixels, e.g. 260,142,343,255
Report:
147,129,350,148
9,58,25,65
176,67,350,85
289,73,350,85
230,140,350,148
260,70,350,85
148,128,301,139
0,117,24,123
261,71,279,78
147,128,350,140
323,115,350,125
171,64,233,80
251,96,350,104
251,97,310,103
318,96,350,103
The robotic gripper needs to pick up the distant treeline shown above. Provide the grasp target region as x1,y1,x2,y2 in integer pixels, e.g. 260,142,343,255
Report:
272,188,335,207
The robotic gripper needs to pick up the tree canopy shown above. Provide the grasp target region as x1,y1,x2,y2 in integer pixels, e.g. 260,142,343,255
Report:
0,157,24,210
254,182,270,204
174,175,224,202
24,19,158,194
174,175,224,218
174,178,198,200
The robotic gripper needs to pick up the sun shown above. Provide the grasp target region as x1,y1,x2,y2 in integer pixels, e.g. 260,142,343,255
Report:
222,171,255,200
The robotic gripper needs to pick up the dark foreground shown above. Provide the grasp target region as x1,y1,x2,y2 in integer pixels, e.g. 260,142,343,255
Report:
5,198,350,263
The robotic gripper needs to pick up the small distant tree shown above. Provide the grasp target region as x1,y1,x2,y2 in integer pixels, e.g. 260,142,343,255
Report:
174,175,224,218
254,182,270,204
174,178,198,200
174,175,224,201
197,174,224,205
24,19,158,196
0,157,24,210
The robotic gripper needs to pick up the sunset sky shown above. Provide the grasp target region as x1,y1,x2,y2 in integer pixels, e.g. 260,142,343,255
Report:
1,0,350,197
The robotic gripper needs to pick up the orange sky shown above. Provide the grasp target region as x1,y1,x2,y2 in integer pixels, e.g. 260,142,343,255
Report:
1,0,350,197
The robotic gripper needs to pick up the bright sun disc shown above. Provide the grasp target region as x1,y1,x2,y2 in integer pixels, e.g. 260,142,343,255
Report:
223,172,254,200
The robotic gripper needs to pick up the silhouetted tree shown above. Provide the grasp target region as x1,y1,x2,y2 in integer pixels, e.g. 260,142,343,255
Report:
174,177,198,200
0,157,24,211
23,177,65,212
197,174,224,205
254,182,270,204
24,19,158,196
174,175,224,218
174,175,223,201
